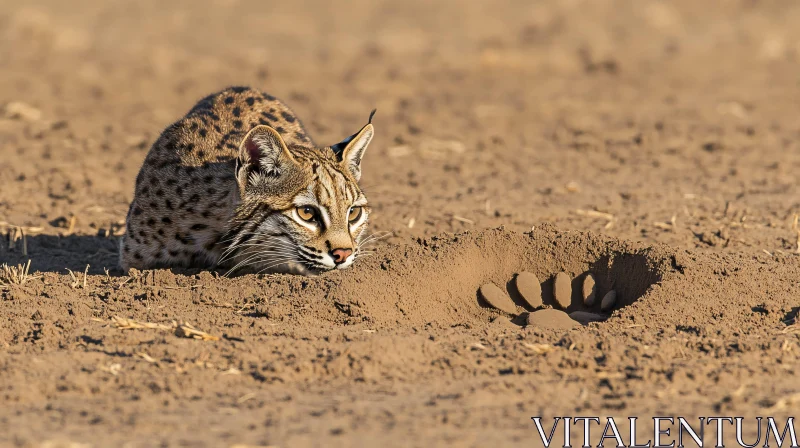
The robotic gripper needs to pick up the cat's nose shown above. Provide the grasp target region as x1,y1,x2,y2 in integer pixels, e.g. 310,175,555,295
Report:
330,248,353,264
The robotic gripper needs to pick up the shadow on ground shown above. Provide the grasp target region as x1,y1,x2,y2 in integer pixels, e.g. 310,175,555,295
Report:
0,234,122,275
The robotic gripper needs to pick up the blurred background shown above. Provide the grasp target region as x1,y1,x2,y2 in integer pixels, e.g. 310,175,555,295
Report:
2,0,800,270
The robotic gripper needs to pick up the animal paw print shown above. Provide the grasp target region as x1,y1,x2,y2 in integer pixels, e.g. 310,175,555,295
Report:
479,271,618,329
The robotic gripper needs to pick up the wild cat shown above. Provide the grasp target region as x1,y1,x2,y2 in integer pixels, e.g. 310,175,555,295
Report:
120,86,376,276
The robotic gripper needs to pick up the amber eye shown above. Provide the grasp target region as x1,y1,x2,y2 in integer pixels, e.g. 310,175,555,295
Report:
348,206,363,223
297,206,317,222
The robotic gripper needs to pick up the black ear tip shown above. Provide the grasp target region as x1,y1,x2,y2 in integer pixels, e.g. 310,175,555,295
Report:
368,109,377,124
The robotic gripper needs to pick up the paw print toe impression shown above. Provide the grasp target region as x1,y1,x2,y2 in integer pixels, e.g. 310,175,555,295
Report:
479,270,622,329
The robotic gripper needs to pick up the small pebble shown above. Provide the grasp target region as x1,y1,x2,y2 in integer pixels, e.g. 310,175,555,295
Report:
514,272,542,309
526,309,579,329
582,274,597,306
601,290,617,311
479,283,517,314
569,311,606,326
552,272,572,309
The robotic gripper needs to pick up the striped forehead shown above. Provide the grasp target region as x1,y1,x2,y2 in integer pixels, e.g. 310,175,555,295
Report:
313,163,357,207
292,162,360,210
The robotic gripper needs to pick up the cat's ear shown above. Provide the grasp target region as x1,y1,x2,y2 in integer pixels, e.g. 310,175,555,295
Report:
236,125,296,192
332,110,375,182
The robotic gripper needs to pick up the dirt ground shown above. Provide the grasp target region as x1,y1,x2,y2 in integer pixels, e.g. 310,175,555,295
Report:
2,0,800,446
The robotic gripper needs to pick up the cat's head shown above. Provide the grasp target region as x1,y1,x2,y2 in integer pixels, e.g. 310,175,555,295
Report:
224,115,374,275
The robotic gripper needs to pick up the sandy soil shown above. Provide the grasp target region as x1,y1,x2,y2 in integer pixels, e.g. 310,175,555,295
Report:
2,0,800,446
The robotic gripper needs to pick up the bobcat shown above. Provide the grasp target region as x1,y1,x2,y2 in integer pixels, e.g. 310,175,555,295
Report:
120,86,375,276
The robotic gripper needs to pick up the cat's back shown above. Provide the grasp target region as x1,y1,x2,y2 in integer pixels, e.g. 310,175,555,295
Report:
145,86,314,168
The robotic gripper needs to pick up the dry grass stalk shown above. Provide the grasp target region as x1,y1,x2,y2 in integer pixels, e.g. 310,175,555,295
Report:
790,214,800,253
111,316,172,330
67,269,78,288
782,323,800,335
0,260,40,287
2,223,45,256
111,220,127,237
522,342,556,355
162,284,205,290
796,231,800,254
67,215,76,234
117,276,133,288
175,322,220,341
595,371,625,380
66,264,89,289
234,301,256,314
653,215,677,231
202,300,234,309
110,316,219,341
0,222,44,234
136,352,158,363
576,209,615,221
576,209,616,230
99,363,122,376
236,392,256,403
768,392,800,412
452,215,474,225
7,227,23,255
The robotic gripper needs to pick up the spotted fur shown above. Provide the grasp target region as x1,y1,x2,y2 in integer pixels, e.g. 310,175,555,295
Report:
121,86,375,275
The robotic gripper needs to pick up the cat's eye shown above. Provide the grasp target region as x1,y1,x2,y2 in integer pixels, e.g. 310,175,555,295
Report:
297,206,317,222
348,206,363,223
